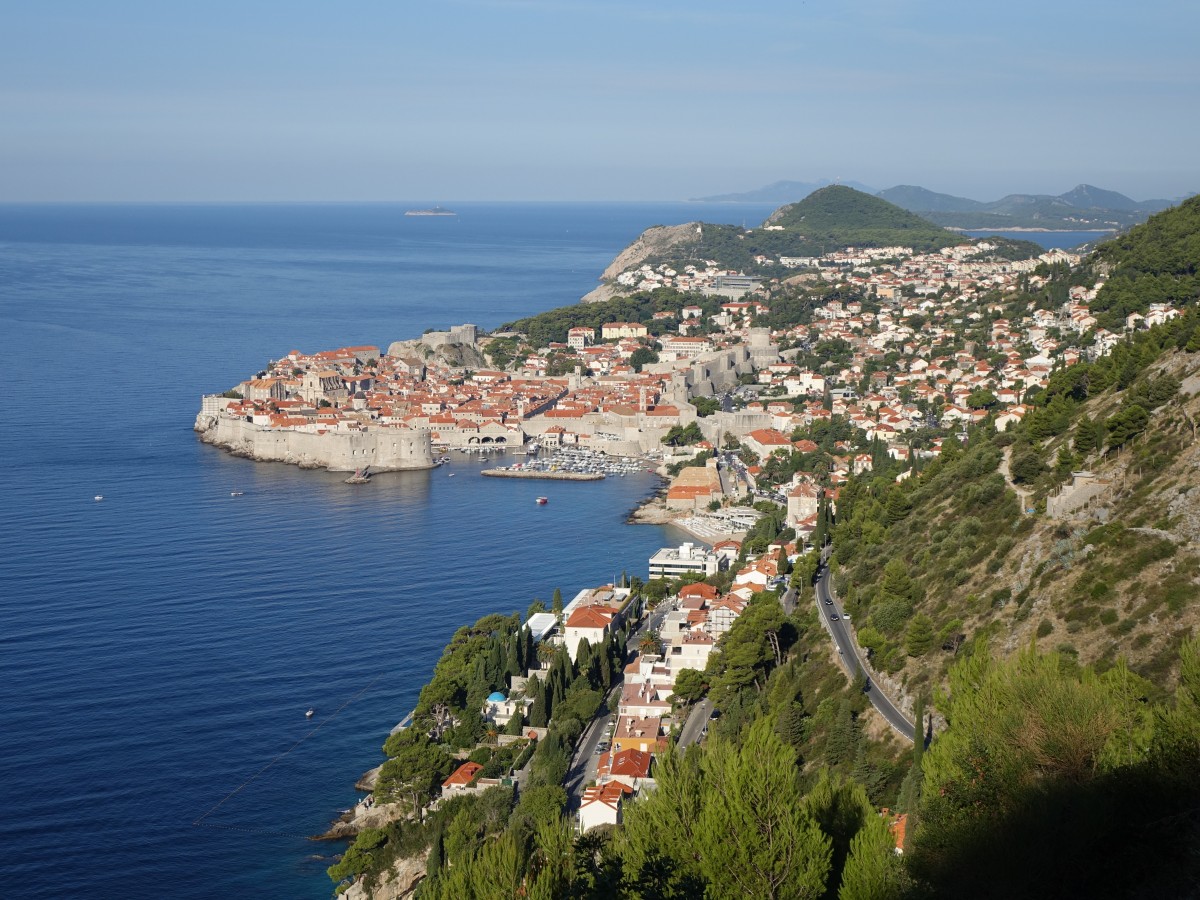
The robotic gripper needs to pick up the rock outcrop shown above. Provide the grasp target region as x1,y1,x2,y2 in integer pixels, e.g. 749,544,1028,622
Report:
343,850,428,900
581,222,703,304
385,338,487,370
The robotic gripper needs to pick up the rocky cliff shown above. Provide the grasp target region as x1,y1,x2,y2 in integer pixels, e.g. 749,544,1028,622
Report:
580,222,703,303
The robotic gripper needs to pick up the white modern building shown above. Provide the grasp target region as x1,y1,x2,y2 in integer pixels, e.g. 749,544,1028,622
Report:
648,543,720,580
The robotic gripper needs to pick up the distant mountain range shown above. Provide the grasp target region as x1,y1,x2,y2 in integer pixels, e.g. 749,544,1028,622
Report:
694,181,1185,231
694,179,877,204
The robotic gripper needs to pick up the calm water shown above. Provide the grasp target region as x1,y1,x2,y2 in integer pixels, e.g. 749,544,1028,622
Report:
0,201,784,898
962,229,1111,250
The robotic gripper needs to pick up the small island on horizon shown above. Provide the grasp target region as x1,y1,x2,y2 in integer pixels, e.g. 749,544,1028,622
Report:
404,206,457,217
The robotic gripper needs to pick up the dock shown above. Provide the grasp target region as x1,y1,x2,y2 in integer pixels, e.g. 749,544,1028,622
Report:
482,469,604,481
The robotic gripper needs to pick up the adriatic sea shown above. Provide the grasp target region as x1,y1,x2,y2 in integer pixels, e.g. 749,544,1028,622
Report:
0,202,1094,897
0,201,780,898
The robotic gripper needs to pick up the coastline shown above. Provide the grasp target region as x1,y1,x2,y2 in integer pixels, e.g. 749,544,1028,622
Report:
947,226,1118,234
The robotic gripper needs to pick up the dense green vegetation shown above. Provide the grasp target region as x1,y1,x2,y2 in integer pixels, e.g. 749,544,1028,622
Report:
500,288,718,347
766,186,964,253
909,640,1200,898
833,433,1021,682
1090,194,1200,329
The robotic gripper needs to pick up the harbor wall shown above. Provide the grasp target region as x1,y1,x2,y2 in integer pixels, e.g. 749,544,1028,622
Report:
195,415,435,472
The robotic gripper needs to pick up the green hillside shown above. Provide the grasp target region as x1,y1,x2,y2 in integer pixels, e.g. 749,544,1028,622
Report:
1089,193,1200,328
765,185,963,252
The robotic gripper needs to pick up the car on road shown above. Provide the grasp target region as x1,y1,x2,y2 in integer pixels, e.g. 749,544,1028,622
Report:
594,740,610,754
824,598,833,605
830,614,840,621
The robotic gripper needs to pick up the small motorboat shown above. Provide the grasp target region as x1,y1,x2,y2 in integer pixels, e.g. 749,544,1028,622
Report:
448,473,455,477
536,496,548,505
306,709,315,718
93,495,104,502
230,491,244,497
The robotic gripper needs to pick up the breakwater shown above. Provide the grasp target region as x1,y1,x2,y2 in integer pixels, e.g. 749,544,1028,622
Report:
481,468,604,481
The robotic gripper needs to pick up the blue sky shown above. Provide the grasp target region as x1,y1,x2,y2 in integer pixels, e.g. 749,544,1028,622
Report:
2,0,1196,201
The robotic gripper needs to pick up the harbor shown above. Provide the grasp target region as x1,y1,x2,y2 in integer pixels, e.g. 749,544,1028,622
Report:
483,446,652,478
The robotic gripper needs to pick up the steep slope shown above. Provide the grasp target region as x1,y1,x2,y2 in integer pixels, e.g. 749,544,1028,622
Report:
832,198,1200,703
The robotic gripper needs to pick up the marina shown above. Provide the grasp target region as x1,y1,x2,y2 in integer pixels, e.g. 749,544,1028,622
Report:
485,447,652,478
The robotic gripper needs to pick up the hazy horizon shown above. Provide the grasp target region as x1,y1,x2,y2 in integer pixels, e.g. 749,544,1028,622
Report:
3,1,1196,203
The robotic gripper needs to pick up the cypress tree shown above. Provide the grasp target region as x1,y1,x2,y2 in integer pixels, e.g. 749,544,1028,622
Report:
529,678,548,728
505,634,521,679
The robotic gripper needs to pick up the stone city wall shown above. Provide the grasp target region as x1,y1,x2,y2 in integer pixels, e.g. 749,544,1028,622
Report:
195,414,435,472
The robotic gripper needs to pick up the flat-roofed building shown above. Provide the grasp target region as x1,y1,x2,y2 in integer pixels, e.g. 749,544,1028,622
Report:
649,542,719,580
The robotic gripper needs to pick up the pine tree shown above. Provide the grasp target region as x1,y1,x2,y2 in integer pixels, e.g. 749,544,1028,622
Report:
825,699,856,768
905,614,935,657
551,587,563,620
883,487,912,524
804,770,875,895
696,719,832,899
837,814,909,900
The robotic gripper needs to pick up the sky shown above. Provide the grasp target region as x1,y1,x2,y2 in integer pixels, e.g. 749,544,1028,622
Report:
1,0,1197,202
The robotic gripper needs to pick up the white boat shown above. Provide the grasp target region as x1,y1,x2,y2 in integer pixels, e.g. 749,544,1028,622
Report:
306,709,315,718
230,491,244,497
93,495,104,501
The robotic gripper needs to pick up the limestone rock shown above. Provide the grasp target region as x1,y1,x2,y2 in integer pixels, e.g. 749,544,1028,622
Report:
598,222,703,283
343,850,428,900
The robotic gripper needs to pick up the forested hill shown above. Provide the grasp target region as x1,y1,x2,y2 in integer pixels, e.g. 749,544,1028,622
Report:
764,186,963,253
1088,193,1200,329
830,194,1200,697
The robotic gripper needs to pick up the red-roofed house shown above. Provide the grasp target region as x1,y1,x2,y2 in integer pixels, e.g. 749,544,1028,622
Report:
881,808,908,854
441,761,484,798
564,606,617,662
597,748,653,789
578,781,634,831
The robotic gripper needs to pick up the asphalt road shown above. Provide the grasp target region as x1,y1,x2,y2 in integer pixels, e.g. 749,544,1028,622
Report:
677,697,713,749
564,602,672,810
564,685,619,810
815,563,914,742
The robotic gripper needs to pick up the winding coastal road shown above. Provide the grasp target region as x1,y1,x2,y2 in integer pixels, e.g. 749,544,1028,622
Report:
814,562,914,742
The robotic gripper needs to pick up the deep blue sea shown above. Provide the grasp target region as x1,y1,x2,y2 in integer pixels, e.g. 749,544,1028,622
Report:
0,201,788,898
